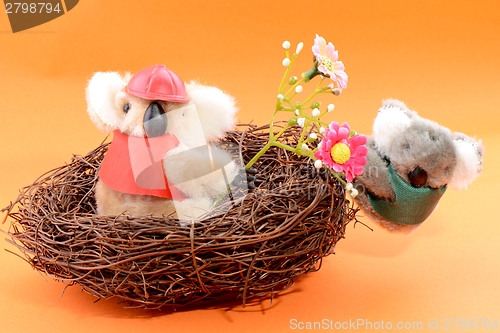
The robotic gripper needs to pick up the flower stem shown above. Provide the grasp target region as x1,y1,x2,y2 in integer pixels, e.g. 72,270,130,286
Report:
302,65,320,82
279,54,297,92
330,170,347,187
301,78,324,106
284,77,304,97
246,141,271,169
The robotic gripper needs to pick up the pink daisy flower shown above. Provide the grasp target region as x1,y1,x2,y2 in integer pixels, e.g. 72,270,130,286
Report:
313,122,368,182
312,34,348,89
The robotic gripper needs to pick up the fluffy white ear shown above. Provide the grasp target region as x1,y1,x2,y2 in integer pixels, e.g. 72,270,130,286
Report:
86,72,128,133
449,133,484,190
185,81,237,141
373,99,413,157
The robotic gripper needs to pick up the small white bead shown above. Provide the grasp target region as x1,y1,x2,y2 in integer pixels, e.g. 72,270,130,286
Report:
296,42,304,54
295,85,303,94
282,40,291,50
312,108,320,117
282,58,291,67
327,104,335,112
314,160,323,169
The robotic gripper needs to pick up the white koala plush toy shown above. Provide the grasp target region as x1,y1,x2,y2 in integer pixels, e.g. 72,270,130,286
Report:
86,64,249,222
353,99,484,233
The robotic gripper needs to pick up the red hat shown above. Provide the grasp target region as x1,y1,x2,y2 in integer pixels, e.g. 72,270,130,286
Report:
126,64,190,103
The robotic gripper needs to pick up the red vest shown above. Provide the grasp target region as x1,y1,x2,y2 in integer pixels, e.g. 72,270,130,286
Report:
99,130,185,200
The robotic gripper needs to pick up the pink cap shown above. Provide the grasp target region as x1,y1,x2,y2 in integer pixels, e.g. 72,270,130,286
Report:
126,64,190,103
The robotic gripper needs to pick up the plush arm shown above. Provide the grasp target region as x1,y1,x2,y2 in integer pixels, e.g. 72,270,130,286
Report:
354,137,396,202
163,143,239,199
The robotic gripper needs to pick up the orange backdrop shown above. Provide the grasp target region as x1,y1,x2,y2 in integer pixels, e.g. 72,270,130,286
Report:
1,1,499,332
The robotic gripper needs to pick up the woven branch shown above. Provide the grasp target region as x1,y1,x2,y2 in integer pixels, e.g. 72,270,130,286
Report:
3,124,357,309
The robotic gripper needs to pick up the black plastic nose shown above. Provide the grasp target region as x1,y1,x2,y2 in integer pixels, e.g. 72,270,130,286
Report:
143,102,167,137
408,166,428,188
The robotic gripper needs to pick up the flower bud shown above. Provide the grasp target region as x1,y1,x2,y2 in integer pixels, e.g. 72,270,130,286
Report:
301,143,309,151
277,94,284,101
345,182,353,191
312,108,320,117
327,104,335,112
314,160,323,169
311,101,320,109
297,118,305,128
309,133,318,140
288,117,298,126
349,188,359,198
295,42,304,54
282,58,291,67
332,88,342,96
295,85,303,94
282,41,291,50
295,102,302,109
319,127,325,134
294,109,300,116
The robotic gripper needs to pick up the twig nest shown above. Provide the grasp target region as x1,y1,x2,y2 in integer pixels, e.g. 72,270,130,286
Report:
4,124,356,309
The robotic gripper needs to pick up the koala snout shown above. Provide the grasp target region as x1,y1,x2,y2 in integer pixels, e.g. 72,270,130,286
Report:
143,102,168,137
408,167,428,188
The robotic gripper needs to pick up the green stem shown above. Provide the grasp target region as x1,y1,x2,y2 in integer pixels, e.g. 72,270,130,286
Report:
245,122,294,169
246,141,271,169
330,170,347,187
279,53,298,92
273,141,298,153
296,119,311,148
269,98,282,140
284,77,305,97
301,78,324,106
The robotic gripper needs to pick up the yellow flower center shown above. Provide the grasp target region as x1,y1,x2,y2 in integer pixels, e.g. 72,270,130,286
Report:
320,55,335,72
330,143,350,164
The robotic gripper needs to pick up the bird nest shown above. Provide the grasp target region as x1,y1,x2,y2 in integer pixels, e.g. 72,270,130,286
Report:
2,124,357,309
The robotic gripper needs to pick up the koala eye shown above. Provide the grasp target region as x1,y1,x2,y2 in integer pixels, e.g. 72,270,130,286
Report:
123,103,131,113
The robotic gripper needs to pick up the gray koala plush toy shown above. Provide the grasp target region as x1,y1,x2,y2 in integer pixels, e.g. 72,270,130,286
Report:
353,99,484,233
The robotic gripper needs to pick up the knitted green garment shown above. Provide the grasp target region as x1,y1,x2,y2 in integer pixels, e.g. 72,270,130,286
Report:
367,164,447,225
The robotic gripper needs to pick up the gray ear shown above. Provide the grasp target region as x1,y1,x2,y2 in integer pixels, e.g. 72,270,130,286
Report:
449,133,484,190
185,81,237,141
86,72,129,133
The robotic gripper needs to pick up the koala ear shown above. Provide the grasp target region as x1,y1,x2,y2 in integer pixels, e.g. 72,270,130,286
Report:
185,81,237,141
86,72,129,133
372,99,413,157
449,133,484,190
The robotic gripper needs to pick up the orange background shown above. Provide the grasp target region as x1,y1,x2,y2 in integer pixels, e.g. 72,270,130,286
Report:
1,1,499,332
